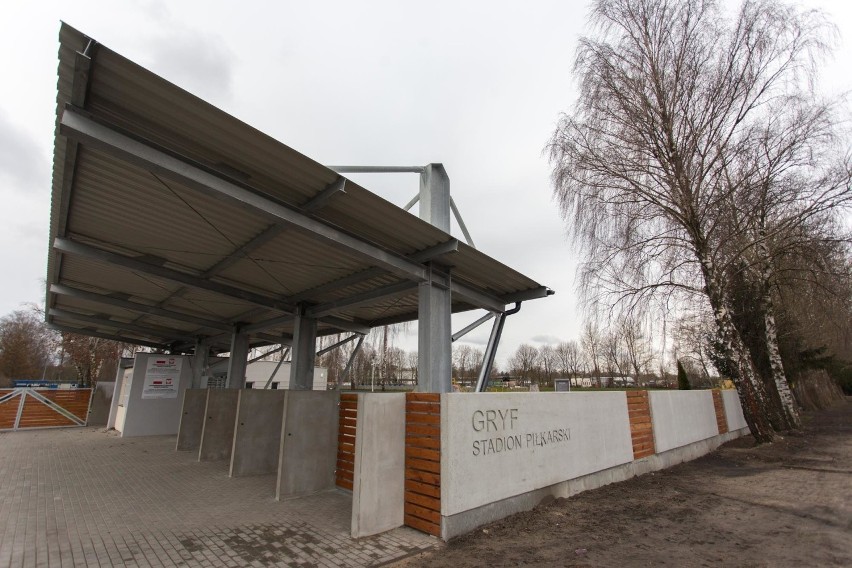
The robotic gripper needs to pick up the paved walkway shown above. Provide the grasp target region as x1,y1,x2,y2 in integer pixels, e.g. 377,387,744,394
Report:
0,428,437,567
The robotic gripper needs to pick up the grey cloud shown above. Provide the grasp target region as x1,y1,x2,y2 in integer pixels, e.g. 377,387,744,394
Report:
0,111,48,192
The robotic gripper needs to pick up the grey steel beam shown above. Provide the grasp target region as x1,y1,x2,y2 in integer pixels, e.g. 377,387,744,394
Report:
417,267,452,393
419,164,451,232
452,312,496,342
240,315,293,335
226,332,250,388
49,307,198,342
318,316,370,336
197,177,346,279
60,108,429,283
306,281,419,319
48,323,167,350
192,338,209,388
54,237,295,313
338,335,364,388
302,176,346,211
287,239,458,304
476,303,521,392
403,194,419,212
449,196,476,248
50,284,232,332
289,307,317,390
316,334,360,357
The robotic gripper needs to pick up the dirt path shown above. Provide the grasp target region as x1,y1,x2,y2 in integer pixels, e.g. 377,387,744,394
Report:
397,399,852,567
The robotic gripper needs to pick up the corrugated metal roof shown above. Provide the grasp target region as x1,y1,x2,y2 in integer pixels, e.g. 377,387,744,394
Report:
46,23,551,351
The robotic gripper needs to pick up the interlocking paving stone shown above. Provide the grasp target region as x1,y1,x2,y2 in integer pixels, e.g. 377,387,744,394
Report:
0,428,438,566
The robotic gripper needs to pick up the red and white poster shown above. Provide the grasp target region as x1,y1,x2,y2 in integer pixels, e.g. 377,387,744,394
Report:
142,357,183,399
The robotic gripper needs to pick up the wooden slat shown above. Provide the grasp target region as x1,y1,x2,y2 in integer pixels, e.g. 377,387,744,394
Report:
405,468,440,486
406,423,440,437
336,393,357,490
406,412,440,425
405,491,440,512
405,479,441,499
406,457,441,474
404,514,440,536
405,435,440,449
405,502,440,524
406,446,440,462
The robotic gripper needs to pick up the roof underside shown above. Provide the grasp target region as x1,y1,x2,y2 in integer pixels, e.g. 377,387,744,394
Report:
46,23,551,353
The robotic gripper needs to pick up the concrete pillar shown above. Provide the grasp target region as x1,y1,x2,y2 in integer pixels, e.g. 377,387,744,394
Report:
416,164,453,393
226,331,249,389
417,264,452,393
191,338,209,388
289,306,317,390
419,163,451,232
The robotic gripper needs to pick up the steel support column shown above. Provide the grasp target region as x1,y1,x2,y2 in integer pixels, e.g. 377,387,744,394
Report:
417,264,452,393
419,164,451,232
416,164,452,393
192,338,209,388
289,306,318,390
226,331,249,389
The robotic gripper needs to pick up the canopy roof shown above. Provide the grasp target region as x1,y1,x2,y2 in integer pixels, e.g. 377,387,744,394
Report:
46,23,552,353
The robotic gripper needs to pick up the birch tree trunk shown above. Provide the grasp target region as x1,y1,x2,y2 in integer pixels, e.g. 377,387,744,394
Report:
697,252,776,443
758,236,801,430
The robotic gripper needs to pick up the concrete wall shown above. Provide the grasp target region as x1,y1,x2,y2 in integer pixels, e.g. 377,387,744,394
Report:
198,389,239,461
120,354,193,437
229,389,287,477
721,389,748,431
649,390,719,453
176,389,208,451
88,382,115,426
350,393,406,538
108,366,133,430
441,425,749,540
441,392,634,517
276,391,339,499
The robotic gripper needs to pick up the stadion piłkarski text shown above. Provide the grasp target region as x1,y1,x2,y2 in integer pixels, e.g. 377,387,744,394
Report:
471,408,571,456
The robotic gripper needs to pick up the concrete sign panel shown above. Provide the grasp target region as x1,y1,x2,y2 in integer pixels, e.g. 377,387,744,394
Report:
142,356,182,399
648,391,718,453
441,392,634,516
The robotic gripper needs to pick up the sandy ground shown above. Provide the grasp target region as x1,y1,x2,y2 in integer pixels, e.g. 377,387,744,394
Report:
396,399,851,567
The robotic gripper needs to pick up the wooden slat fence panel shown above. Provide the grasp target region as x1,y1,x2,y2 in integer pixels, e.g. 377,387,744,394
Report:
336,393,358,490
712,390,729,435
404,392,441,537
627,390,656,459
0,389,92,430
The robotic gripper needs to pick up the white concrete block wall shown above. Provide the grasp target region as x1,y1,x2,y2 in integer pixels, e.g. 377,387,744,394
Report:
648,390,718,452
721,389,748,430
441,392,633,516
350,393,406,538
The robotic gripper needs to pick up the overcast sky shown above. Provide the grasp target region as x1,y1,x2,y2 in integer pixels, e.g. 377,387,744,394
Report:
1,1,850,368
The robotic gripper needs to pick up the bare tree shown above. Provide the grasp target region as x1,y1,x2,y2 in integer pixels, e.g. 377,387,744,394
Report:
549,0,845,441
0,307,56,382
555,340,583,380
539,345,558,387
509,344,539,385
619,316,654,382
581,319,603,387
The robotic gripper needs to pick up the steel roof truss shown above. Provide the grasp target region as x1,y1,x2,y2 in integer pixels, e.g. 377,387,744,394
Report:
53,237,295,313
50,283,232,332
49,307,197,343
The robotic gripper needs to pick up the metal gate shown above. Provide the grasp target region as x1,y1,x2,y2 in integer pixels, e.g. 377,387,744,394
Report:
0,388,93,430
